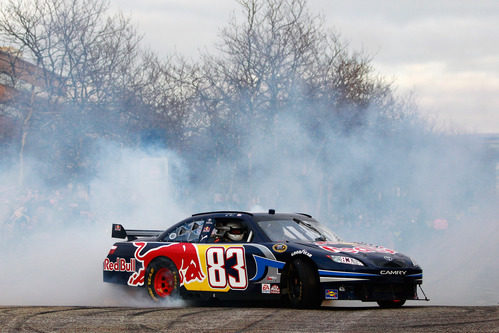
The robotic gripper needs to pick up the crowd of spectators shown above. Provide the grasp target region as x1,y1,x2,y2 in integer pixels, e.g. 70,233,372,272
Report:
0,183,93,241
1,180,456,249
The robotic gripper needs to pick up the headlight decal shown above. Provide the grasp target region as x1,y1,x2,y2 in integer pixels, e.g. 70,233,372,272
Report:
327,255,365,266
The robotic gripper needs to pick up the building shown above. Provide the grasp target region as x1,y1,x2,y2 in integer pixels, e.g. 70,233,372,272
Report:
0,47,64,104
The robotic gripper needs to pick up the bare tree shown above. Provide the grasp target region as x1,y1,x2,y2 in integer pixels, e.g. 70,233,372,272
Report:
131,52,203,149
188,0,400,207
0,0,143,184
195,0,396,143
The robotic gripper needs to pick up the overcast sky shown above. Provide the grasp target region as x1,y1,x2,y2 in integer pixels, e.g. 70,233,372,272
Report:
111,0,498,134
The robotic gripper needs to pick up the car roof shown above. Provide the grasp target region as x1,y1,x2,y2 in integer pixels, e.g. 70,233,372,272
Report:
159,210,318,243
191,210,316,222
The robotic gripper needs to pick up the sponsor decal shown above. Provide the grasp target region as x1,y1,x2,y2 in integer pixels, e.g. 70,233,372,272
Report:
262,283,271,294
291,249,312,257
380,270,407,275
114,225,121,231
103,258,136,272
203,226,211,233
272,243,287,253
325,289,338,300
319,244,396,254
270,284,280,294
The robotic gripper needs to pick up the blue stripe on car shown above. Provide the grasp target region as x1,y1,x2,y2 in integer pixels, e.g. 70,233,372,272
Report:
407,273,423,278
250,255,286,281
318,270,379,277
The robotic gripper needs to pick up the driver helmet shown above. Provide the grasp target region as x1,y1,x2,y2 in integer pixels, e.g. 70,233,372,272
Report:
225,221,246,242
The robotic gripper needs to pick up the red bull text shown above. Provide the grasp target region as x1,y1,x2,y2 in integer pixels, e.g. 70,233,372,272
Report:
103,258,136,272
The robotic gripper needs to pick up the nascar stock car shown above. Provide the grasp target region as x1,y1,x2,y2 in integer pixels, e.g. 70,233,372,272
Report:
103,210,428,308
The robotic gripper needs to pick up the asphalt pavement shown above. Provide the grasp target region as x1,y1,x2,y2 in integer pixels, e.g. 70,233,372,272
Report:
0,305,498,332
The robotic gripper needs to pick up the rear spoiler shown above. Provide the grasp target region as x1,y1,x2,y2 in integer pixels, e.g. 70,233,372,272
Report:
112,224,163,241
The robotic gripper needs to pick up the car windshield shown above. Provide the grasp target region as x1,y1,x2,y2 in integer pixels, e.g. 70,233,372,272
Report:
257,219,341,242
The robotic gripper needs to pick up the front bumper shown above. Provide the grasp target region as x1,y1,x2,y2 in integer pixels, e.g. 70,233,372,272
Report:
318,269,425,301
321,280,423,301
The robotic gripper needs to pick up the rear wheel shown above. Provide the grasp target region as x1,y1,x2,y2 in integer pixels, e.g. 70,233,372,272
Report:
145,257,179,301
286,258,320,308
377,299,406,308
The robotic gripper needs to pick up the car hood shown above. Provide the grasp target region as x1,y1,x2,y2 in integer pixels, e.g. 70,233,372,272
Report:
289,241,416,269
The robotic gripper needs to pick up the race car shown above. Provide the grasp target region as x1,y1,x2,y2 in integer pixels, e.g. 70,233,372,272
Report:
103,210,428,308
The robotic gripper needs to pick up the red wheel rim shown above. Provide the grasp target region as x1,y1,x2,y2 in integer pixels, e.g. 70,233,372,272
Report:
154,267,174,297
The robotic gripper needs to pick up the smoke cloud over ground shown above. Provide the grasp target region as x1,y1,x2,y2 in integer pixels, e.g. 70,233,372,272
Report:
183,109,498,306
1,108,496,307
0,144,188,306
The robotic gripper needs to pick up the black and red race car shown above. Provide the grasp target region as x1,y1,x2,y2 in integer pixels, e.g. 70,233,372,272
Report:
103,210,428,308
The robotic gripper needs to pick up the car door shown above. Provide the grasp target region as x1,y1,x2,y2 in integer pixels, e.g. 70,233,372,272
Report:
195,216,283,296
182,216,249,292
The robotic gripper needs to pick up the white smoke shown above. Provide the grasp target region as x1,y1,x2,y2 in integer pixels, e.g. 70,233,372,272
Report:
0,143,188,306
181,109,499,306
1,109,497,307
1,64,497,308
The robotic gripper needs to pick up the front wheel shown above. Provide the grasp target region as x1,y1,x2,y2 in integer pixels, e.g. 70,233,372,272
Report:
145,257,180,301
377,299,406,308
285,258,320,308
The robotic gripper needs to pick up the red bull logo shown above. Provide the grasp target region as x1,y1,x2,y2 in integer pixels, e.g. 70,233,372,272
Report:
128,242,205,287
103,258,136,272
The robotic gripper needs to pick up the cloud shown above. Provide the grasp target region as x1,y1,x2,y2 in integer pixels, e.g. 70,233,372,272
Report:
375,61,499,132
109,0,499,132
109,0,237,55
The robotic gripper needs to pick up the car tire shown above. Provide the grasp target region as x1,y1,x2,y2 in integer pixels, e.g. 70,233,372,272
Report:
145,257,180,301
286,258,320,308
377,299,406,308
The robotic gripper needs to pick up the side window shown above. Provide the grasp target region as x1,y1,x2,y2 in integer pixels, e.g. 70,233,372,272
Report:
164,219,205,242
205,218,251,243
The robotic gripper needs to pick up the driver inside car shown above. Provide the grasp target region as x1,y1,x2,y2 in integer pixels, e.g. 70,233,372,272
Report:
211,221,247,242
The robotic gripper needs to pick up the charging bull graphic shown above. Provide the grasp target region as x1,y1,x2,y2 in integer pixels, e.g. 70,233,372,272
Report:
128,242,205,287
